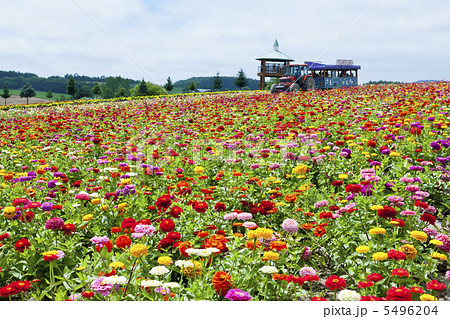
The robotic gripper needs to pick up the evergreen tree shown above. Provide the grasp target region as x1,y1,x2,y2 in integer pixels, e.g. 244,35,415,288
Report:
188,81,197,92
164,76,174,92
213,72,222,91
66,76,77,99
234,69,248,89
19,83,36,104
46,90,53,101
92,82,101,98
137,79,149,96
0,85,11,105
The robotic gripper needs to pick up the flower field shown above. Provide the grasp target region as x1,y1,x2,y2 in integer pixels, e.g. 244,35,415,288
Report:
1,82,450,301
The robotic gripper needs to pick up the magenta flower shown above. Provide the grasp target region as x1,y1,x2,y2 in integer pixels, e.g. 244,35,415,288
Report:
45,217,64,230
224,289,251,301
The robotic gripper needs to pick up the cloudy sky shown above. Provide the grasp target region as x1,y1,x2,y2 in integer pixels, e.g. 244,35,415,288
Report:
2,0,449,84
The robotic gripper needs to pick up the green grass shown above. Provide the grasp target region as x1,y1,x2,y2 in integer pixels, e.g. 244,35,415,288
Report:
9,89,70,101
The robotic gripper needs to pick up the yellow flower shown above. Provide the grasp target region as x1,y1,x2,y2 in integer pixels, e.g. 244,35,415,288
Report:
194,166,205,174
120,178,132,187
262,251,279,261
3,206,16,219
76,266,87,271
157,256,173,266
247,230,258,239
420,294,438,301
182,260,202,278
430,239,443,246
130,244,148,258
100,205,108,211
430,252,447,261
389,151,401,157
410,231,428,242
370,205,383,211
82,214,93,221
372,252,388,261
292,164,308,175
109,261,125,269
91,198,101,205
254,228,274,240
368,228,386,236
356,246,370,253
338,174,348,179
399,244,417,259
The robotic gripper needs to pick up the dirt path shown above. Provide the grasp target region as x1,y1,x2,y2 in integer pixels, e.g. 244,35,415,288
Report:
1,95,50,106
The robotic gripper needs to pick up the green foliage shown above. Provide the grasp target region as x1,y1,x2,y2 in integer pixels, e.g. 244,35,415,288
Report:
213,72,222,91
188,81,197,92
91,82,101,98
173,76,259,91
46,90,53,100
1,85,11,105
163,76,174,92
130,80,166,97
66,76,76,98
100,77,130,99
234,69,248,89
19,83,36,104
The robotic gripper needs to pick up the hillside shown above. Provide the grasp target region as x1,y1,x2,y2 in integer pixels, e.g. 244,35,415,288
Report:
173,76,259,91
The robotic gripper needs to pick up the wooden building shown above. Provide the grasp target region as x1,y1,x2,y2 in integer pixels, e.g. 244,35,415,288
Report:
255,39,294,90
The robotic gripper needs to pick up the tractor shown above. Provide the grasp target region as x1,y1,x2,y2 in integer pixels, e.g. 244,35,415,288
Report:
270,64,315,93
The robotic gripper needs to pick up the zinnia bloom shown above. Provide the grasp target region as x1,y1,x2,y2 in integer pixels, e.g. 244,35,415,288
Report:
115,235,131,249
399,244,417,259
281,219,298,233
426,280,446,291
224,288,251,301
212,271,232,296
324,275,346,291
130,244,148,258
14,238,31,253
386,286,412,301
410,230,428,242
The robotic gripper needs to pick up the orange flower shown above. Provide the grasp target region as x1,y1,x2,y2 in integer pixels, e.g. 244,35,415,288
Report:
175,241,192,257
269,240,288,251
212,271,232,296
272,273,288,281
245,240,262,250
301,223,315,230
284,194,297,203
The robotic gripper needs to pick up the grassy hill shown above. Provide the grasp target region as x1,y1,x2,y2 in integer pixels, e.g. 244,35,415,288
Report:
173,76,259,91
9,89,70,101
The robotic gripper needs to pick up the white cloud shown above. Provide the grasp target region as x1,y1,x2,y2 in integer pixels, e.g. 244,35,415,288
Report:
1,0,449,84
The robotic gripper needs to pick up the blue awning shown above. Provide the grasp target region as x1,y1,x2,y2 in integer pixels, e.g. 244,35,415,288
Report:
305,61,361,70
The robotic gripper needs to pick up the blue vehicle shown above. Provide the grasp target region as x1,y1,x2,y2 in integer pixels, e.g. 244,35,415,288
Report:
270,60,361,93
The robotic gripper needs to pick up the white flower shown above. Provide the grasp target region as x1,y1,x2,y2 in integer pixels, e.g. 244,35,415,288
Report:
162,282,180,289
102,275,127,285
149,265,170,276
196,249,212,257
175,260,194,268
337,289,361,301
184,248,200,256
260,266,278,274
205,247,220,254
141,280,162,288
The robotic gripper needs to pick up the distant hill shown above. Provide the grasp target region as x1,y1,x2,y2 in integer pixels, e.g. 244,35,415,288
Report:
173,76,259,91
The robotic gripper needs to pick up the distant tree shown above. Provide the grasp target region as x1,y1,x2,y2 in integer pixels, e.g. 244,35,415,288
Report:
92,82,101,98
234,69,248,89
188,81,197,92
213,72,222,91
164,76,174,92
66,76,77,99
46,90,53,101
137,79,149,96
74,85,93,99
1,85,11,105
115,86,129,98
19,83,36,104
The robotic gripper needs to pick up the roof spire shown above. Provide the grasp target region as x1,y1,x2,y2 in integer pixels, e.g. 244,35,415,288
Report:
273,39,279,51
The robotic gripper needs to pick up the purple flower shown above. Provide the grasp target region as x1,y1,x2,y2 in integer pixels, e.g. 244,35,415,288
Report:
41,202,53,212
300,267,317,276
45,217,64,230
430,141,441,150
302,246,312,260
370,161,381,166
224,289,251,301
90,236,110,245
91,276,114,297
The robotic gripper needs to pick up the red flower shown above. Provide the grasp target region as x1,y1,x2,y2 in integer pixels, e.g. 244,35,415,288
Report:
420,213,436,225
360,295,383,301
10,280,32,292
332,180,343,187
311,296,327,301
426,280,446,291
391,268,409,277
357,281,374,288
319,212,333,219
158,237,174,252
387,250,406,260
414,201,428,209
313,226,326,237
212,271,232,296
20,211,34,222
192,201,208,213
169,206,183,219
345,184,362,193
0,233,10,241
167,231,181,241
121,218,136,230
61,223,76,235
366,273,383,282
391,218,405,227
258,200,277,215
214,202,227,212
95,240,113,253
160,219,175,232
324,275,346,291
115,235,131,249
386,286,412,301
14,238,31,253
377,206,397,219
409,286,424,294
81,291,95,299
155,195,172,212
